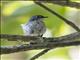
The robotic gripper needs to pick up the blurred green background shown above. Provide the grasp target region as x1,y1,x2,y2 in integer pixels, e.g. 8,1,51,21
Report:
1,1,80,60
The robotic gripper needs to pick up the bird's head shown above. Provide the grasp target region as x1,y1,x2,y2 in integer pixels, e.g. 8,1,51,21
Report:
29,15,48,21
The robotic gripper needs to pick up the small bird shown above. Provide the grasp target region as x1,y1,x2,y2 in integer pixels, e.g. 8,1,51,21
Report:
21,15,47,37
21,15,50,60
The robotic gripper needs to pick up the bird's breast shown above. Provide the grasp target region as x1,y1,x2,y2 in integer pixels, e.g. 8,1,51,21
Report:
28,21,46,36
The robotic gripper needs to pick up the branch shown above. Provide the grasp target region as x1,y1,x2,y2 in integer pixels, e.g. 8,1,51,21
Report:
0,32,80,54
52,1,80,9
34,0,80,9
34,2,80,32
0,32,80,42
30,49,51,60
1,41,80,55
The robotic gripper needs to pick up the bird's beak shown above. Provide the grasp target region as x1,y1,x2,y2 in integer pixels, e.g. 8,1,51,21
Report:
43,16,48,18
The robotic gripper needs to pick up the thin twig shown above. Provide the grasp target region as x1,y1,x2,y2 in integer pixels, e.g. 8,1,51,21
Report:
35,0,80,9
30,48,51,60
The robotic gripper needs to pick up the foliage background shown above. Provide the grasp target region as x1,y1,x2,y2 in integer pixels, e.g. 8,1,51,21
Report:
1,1,80,60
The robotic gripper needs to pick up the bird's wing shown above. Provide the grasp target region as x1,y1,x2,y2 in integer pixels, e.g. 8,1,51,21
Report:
21,24,32,35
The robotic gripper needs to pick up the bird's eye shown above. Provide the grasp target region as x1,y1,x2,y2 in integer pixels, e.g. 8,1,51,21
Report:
38,16,41,18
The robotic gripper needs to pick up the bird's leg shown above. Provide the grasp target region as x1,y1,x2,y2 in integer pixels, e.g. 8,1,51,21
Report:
30,37,44,44
30,35,44,44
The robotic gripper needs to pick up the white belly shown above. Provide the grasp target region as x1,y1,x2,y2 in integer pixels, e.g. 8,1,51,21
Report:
21,21,46,36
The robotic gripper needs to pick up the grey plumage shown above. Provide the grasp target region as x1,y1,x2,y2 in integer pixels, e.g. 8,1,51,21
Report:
21,15,47,36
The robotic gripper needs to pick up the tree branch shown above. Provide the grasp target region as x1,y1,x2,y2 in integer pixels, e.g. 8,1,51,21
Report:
34,0,80,9
1,32,80,42
0,32,80,54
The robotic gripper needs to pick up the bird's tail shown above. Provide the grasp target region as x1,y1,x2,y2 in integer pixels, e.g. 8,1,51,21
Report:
21,24,28,35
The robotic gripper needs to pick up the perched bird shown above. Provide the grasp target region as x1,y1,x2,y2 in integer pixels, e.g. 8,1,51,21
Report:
21,15,47,37
21,15,50,60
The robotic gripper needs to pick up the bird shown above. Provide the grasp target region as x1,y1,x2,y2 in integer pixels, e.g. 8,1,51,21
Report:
21,15,50,60
21,15,47,37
